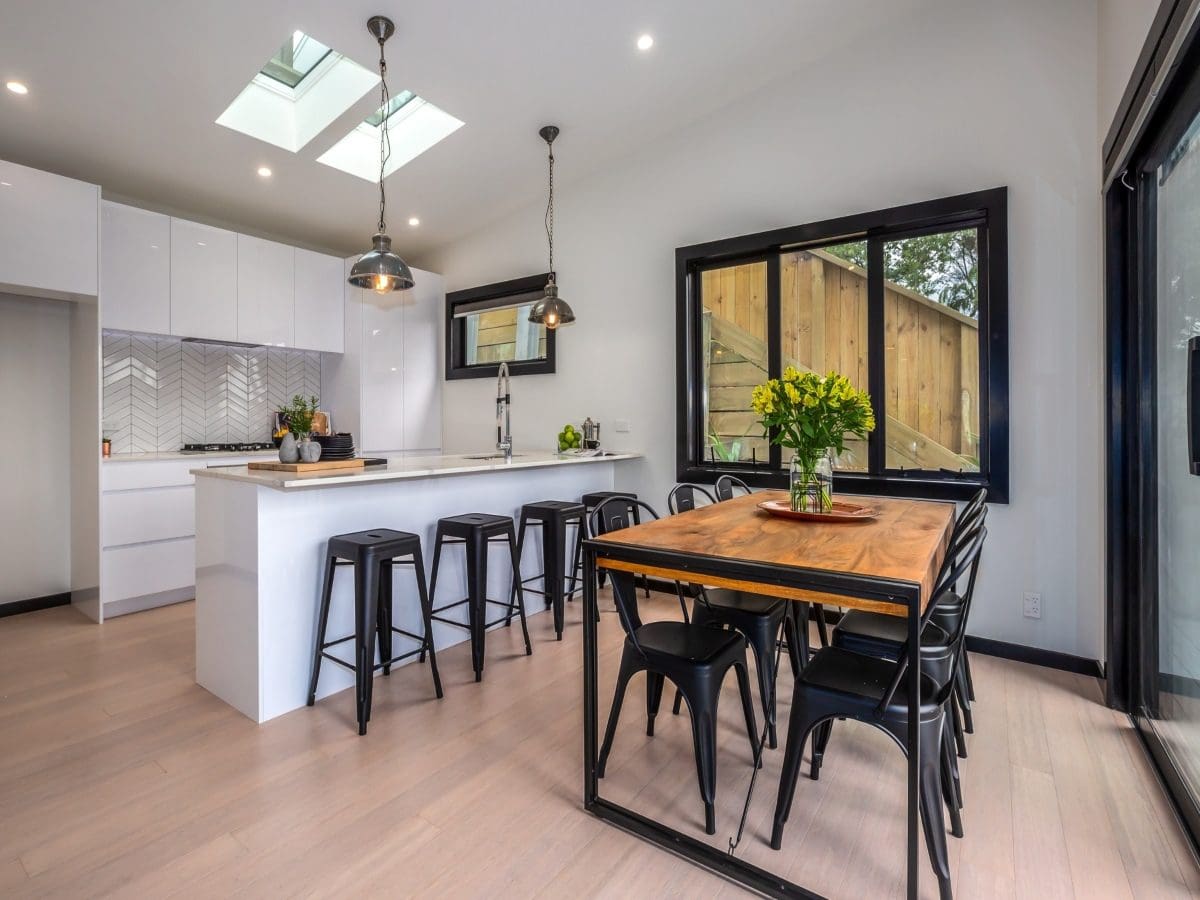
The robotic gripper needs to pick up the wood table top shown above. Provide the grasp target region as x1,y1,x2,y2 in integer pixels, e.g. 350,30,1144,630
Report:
592,491,955,617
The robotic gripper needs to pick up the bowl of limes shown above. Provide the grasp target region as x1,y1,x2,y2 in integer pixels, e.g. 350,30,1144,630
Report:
557,423,582,453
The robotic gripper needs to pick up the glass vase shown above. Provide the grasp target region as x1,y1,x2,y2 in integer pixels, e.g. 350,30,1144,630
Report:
789,450,834,513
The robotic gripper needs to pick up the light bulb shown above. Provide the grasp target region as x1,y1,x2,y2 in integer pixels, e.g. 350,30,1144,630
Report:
545,313,559,329
372,274,392,294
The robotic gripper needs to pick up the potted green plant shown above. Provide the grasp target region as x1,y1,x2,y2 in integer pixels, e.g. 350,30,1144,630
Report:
750,368,874,512
278,395,321,463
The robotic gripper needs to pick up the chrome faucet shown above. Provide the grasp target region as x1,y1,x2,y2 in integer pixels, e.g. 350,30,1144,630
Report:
496,361,512,461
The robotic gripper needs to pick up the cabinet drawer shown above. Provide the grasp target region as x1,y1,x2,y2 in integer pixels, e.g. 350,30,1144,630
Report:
101,539,195,604
103,460,197,491
102,486,194,548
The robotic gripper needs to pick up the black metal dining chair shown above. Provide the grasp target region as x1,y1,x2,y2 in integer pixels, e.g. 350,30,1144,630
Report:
714,473,752,501
769,519,986,900
665,482,806,749
592,496,760,835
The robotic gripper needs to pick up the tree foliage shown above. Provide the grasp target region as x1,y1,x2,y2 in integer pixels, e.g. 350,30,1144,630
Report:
823,230,979,317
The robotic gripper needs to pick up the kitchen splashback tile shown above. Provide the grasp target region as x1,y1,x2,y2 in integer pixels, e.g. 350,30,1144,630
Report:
101,332,323,453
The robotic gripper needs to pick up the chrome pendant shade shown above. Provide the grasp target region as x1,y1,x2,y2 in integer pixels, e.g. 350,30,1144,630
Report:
348,232,414,294
529,125,575,329
348,15,414,294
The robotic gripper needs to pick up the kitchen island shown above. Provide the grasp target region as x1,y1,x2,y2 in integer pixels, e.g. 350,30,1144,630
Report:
191,451,640,722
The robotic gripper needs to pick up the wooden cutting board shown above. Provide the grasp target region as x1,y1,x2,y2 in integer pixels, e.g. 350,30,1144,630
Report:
247,459,366,473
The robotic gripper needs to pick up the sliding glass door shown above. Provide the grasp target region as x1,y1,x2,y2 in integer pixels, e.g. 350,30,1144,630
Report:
1148,106,1200,805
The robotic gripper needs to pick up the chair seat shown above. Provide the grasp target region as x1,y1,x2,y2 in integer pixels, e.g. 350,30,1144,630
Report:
634,620,745,665
798,646,943,720
703,588,786,618
522,499,585,516
327,528,419,561
833,605,958,651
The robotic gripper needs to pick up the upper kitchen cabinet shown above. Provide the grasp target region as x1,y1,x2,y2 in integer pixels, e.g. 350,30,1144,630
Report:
294,248,344,353
0,159,99,299
237,235,294,346
100,201,170,334
170,220,237,340
403,270,444,450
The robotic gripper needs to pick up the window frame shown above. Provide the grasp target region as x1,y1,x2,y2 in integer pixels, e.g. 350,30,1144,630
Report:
445,273,556,381
675,187,1009,503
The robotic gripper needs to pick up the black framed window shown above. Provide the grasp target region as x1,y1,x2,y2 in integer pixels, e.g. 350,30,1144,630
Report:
676,188,1008,502
446,273,555,380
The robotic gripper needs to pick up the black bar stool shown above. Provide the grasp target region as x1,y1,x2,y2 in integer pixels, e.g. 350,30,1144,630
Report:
428,513,531,681
306,528,442,735
512,500,586,640
579,490,648,596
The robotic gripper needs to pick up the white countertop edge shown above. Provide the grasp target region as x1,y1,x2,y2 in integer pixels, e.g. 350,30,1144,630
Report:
190,451,643,490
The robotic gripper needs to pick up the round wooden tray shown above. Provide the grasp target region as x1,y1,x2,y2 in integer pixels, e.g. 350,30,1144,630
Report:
756,498,878,522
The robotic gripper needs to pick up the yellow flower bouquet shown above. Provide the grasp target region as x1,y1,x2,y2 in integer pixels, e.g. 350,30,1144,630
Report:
750,368,875,511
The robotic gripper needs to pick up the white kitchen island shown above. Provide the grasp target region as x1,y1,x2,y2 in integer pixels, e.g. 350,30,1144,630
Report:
192,451,640,722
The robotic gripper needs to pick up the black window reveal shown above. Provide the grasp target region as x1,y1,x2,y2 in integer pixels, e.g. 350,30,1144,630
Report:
446,273,555,380
676,188,1008,502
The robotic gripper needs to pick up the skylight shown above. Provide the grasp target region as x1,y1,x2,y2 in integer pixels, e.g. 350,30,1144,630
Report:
260,32,332,89
216,31,378,153
317,92,464,181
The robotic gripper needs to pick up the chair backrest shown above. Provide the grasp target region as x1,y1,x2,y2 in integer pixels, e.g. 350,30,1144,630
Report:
588,496,664,652
878,518,987,714
931,489,987,607
714,474,752,501
667,483,716,515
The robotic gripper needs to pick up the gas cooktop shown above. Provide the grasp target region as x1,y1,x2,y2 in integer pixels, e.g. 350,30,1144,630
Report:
179,442,275,454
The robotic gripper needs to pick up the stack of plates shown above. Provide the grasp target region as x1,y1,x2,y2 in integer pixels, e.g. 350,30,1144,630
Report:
315,432,356,460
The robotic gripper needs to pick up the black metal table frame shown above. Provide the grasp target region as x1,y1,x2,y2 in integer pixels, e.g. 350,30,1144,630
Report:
581,539,925,900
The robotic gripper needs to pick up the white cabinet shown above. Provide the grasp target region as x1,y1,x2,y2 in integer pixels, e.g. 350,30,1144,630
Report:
294,248,344,353
326,261,442,453
100,201,170,334
0,158,99,298
403,271,444,450
170,219,237,340
237,235,294,346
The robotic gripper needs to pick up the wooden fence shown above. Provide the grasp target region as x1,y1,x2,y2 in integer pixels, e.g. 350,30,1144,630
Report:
467,307,548,365
702,249,979,471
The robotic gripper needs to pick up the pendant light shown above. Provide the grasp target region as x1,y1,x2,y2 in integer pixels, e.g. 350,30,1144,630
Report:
528,125,576,329
348,16,414,294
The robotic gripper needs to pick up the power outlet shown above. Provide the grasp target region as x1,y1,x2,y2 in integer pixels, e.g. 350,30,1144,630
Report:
614,419,632,433
1023,592,1042,620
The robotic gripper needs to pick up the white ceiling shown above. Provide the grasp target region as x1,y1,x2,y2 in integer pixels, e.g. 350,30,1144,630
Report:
0,0,924,264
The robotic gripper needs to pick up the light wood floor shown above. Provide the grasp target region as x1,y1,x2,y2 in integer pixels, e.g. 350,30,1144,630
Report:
0,596,1196,898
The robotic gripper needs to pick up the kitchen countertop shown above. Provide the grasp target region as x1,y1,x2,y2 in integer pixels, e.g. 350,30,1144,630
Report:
105,449,280,463
191,450,641,490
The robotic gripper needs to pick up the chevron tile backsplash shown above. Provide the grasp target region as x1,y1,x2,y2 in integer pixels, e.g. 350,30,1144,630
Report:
102,332,323,453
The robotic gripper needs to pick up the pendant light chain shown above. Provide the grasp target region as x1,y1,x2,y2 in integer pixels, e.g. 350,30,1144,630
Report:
545,139,555,279
376,37,392,235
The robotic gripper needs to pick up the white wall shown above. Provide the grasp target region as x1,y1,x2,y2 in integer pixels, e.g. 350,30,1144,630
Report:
0,293,73,605
428,0,1108,659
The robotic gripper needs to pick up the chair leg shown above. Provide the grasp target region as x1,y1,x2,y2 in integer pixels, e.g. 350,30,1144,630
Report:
506,525,532,656
354,558,381,735
597,652,638,778
813,604,830,647
918,717,954,899
686,697,719,835
784,605,805,678
547,516,565,640
733,660,761,767
950,692,968,759
956,666,974,733
771,709,821,850
941,725,964,838
645,672,665,736
811,720,834,780
411,544,442,699
507,515,527,626
307,551,337,706
465,534,487,682
422,528,444,664
566,517,583,600
962,650,976,702
377,559,393,676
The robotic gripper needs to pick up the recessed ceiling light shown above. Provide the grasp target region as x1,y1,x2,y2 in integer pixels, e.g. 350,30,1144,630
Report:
6,81,28,95
197,241,207,247
408,217,420,227
636,34,654,51
257,166,273,177
0,181,11,187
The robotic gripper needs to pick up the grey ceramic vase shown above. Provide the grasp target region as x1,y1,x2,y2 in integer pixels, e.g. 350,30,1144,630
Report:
278,432,300,463
298,439,322,463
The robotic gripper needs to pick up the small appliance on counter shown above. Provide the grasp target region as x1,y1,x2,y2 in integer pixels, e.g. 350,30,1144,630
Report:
582,417,600,450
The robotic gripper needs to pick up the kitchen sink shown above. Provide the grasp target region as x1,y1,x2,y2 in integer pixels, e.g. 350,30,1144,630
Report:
463,453,524,460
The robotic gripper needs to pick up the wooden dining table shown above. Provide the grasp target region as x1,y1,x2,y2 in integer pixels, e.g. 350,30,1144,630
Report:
581,490,955,900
